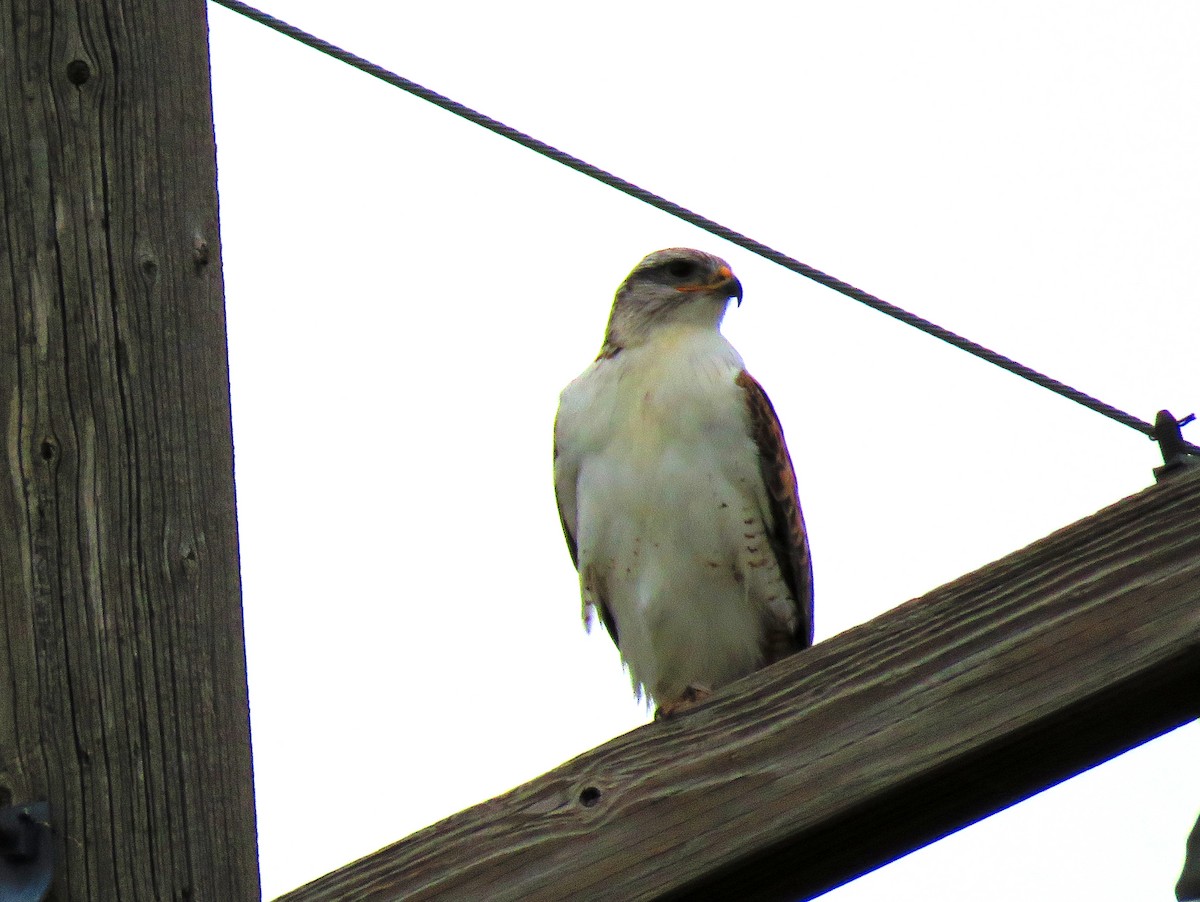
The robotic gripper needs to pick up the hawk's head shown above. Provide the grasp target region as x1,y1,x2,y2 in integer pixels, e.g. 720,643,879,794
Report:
601,248,743,353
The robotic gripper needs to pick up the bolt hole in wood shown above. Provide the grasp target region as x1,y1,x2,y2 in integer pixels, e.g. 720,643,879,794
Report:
66,59,90,85
578,787,601,808
39,440,56,461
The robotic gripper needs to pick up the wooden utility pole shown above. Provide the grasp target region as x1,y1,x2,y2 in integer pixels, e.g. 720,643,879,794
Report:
0,1,259,899
281,468,1200,902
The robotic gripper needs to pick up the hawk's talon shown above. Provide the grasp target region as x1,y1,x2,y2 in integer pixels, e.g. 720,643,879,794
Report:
655,684,713,719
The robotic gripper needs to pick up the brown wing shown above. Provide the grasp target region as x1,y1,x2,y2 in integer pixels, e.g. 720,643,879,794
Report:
552,431,621,647
736,370,814,649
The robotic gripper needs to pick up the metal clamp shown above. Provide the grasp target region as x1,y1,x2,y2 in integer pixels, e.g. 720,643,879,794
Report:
1152,410,1200,483
0,801,52,902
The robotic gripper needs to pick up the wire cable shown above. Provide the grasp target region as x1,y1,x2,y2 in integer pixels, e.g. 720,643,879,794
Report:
209,0,1199,454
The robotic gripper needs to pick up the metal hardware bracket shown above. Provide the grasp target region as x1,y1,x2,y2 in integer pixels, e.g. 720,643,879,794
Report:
0,801,52,902
1152,409,1199,483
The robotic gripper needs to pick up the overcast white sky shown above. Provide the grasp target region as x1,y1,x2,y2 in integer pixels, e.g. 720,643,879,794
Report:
205,2,1200,898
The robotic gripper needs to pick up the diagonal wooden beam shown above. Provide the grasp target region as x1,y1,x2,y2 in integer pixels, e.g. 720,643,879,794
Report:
280,468,1200,902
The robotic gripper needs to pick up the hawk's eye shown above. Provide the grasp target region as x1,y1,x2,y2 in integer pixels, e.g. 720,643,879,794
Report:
665,260,696,280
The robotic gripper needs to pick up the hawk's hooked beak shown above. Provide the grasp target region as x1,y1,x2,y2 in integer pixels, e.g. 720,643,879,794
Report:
715,264,743,307
727,274,744,307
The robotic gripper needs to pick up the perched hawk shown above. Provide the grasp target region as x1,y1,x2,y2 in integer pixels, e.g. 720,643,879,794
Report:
553,248,813,716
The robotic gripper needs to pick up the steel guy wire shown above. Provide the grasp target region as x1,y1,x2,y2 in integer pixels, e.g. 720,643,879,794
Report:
209,0,1199,455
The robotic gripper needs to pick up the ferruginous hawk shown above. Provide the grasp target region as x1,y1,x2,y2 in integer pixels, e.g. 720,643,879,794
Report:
553,248,813,716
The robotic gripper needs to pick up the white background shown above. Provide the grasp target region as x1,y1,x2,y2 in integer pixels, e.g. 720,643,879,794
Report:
205,2,1200,898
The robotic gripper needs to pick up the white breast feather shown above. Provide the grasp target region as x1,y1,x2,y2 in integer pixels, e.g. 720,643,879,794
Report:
555,325,797,704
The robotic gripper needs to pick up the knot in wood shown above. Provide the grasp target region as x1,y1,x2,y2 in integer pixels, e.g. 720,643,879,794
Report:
66,59,91,86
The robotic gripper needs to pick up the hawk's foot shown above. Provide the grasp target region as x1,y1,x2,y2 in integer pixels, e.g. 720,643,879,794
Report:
655,684,713,719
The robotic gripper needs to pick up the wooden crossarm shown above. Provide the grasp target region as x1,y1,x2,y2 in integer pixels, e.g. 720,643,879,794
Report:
280,468,1200,902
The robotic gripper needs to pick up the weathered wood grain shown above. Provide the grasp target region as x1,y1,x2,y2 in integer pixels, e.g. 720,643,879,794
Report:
279,468,1200,902
0,1,259,899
